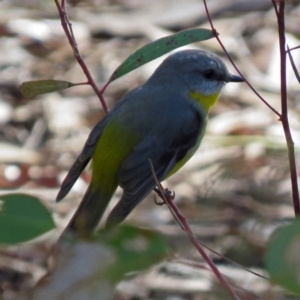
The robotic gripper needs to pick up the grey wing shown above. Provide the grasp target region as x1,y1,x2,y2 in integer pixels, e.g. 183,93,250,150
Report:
105,135,176,227
56,120,107,202
105,110,202,227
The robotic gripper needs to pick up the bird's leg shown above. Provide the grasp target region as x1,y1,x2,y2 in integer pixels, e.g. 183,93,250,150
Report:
154,187,175,205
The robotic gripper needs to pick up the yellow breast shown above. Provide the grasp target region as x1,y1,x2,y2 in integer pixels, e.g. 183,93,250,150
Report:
189,91,220,113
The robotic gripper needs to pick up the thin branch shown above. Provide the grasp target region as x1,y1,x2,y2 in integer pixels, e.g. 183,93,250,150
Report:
149,160,241,300
287,45,300,83
271,0,279,18
176,257,268,281
191,240,269,280
203,0,299,215
274,0,300,215
202,0,281,118
287,45,300,52
54,0,109,113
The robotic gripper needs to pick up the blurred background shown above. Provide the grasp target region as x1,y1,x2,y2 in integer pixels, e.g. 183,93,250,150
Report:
1,0,300,299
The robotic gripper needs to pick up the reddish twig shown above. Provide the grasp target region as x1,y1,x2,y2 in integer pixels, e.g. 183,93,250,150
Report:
202,0,280,118
54,0,109,113
271,0,279,17
149,160,241,300
274,0,300,215
203,0,300,215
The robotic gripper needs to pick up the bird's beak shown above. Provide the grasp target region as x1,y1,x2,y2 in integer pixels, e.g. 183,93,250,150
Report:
226,73,244,83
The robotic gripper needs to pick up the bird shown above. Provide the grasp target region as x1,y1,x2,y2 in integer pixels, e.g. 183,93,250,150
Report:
56,49,244,237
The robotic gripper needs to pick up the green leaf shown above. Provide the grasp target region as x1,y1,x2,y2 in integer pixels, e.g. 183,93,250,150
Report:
0,193,55,244
265,219,300,295
94,225,168,282
109,28,214,82
20,80,75,97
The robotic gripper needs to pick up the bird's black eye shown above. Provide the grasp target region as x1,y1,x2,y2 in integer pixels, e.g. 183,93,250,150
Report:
203,69,215,79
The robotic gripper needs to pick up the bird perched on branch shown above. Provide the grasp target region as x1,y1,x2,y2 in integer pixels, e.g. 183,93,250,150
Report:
57,49,243,237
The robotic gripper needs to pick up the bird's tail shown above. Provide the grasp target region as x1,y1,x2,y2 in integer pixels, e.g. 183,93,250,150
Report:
62,185,113,238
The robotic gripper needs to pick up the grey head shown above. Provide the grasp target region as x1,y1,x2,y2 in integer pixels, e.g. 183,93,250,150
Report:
148,49,243,96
